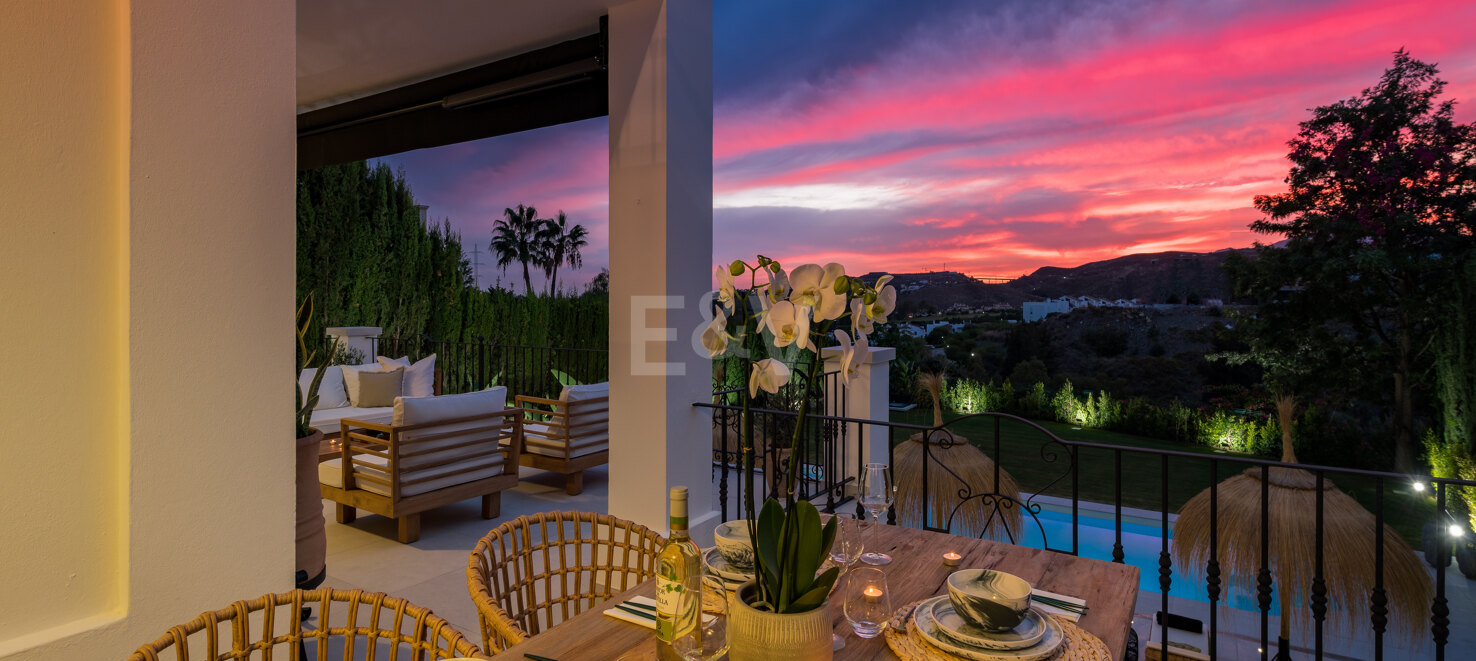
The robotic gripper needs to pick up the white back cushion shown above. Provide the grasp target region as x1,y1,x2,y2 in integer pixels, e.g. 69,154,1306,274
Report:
560,382,609,444
378,354,437,397
340,363,383,407
299,365,349,410
392,387,509,471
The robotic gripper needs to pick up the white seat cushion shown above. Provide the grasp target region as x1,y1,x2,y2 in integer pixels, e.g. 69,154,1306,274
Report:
522,422,609,459
318,452,504,497
310,406,393,435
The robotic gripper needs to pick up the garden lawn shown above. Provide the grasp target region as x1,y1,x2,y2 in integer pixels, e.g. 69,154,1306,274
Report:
887,410,1429,545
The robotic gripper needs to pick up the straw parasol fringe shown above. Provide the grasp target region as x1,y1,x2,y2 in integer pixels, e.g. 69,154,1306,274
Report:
895,430,1023,539
1174,467,1433,644
895,372,1023,540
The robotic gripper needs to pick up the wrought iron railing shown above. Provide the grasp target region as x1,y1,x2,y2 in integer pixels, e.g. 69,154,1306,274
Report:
708,368,848,518
695,402,1476,661
371,334,607,400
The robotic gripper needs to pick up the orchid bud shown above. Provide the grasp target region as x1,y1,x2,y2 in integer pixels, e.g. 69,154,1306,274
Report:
864,291,877,305
729,260,746,276
833,276,849,294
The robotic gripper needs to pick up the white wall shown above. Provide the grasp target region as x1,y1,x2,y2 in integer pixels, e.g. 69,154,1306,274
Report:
606,0,718,540
0,1,296,658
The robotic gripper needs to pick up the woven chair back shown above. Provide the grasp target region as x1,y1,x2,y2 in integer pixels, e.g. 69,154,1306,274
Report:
466,511,666,653
128,588,485,660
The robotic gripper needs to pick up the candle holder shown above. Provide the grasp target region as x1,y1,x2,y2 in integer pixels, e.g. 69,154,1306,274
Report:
844,567,891,639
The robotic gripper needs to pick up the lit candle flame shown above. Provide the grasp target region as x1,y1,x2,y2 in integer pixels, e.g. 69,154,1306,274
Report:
864,586,883,598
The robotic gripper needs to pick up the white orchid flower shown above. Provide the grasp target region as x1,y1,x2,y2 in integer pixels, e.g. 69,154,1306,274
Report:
701,309,733,357
714,265,736,313
867,277,897,325
749,358,791,398
789,262,847,321
766,266,792,304
765,300,810,350
850,299,874,336
833,330,869,388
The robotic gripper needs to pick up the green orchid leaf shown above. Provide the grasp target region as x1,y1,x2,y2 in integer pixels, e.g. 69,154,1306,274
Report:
792,502,823,596
790,566,840,612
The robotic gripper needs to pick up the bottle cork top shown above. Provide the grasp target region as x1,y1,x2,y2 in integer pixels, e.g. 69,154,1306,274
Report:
669,486,688,501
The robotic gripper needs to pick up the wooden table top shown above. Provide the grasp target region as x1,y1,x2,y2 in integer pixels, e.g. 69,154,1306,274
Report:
487,519,1139,660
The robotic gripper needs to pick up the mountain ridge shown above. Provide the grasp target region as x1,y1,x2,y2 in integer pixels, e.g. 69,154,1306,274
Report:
861,248,1255,311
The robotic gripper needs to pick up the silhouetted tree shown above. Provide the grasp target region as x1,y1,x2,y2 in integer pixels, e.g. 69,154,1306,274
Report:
536,211,589,296
1246,49,1476,469
491,204,544,295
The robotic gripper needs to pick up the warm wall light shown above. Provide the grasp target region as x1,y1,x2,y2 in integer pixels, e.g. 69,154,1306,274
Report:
1413,481,1426,492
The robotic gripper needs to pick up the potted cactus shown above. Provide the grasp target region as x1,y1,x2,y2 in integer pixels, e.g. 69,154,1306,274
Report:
703,257,897,660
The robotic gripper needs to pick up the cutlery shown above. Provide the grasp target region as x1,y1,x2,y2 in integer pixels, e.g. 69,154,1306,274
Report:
524,655,560,661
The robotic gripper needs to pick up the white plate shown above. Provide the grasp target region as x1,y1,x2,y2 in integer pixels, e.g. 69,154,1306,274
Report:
703,547,755,583
929,598,1047,651
912,596,1063,661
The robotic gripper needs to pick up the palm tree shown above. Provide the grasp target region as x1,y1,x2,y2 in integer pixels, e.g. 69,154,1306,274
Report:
536,211,589,297
490,204,543,295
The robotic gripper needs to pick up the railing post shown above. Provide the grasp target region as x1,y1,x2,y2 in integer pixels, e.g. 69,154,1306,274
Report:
324,326,381,364
822,345,894,501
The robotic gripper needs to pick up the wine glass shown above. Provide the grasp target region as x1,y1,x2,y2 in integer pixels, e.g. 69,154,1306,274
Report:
858,463,895,565
843,567,892,639
672,576,728,661
829,512,863,567
827,512,864,650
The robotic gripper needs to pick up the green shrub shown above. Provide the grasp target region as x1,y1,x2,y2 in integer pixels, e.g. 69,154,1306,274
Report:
1424,429,1476,531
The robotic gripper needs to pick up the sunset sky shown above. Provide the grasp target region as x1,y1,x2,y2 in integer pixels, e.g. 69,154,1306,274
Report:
377,0,1476,292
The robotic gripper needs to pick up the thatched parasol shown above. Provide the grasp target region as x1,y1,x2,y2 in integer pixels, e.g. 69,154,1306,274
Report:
895,373,1022,540
1173,394,1432,649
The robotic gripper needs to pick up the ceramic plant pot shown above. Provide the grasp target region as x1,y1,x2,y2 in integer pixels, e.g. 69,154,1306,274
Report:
727,580,833,661
296,430,327,583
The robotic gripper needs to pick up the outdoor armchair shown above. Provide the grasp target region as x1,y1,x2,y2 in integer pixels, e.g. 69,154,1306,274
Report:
319,387,521,543
516,382,609,495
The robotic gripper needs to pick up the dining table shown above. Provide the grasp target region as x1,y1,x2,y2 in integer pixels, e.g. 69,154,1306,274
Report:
487,518,1140,660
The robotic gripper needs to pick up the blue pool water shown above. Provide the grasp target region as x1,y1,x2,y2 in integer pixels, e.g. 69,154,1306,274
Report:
1004,505,1267,612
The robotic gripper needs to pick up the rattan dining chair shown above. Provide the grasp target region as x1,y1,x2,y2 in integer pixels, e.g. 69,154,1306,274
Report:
466,511,666,653
128,588,486,660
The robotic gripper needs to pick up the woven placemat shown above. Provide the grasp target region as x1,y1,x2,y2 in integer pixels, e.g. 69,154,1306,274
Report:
883,600,1112,661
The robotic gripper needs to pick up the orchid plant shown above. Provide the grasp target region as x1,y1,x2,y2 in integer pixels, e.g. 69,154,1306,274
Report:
703,256,897,613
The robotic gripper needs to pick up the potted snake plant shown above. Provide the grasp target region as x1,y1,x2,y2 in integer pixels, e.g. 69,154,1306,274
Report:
295,294,331,588
701,257,898,660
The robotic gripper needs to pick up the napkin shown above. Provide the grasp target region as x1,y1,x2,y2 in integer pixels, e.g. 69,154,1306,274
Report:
602,595,715,629
603,595,661,629
1031,588,1086,622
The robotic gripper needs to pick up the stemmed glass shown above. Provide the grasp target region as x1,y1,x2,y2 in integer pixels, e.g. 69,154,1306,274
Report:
843,567,892,639
828,513,864,650
671,576,728,661
858,463,895,565
829,512,864,567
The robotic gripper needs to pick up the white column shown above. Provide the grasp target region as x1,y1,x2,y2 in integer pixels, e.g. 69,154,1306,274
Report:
606,0,717,541
325,326,381,364
823,346,896,495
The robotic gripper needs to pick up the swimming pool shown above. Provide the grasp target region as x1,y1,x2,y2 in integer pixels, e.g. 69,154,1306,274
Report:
1004,503,1268,612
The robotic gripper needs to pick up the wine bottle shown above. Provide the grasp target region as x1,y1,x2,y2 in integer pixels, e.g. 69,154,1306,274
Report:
655,486,701,659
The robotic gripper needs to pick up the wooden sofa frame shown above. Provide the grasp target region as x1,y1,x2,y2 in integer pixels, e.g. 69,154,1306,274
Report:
515,394,609,496
321,406,522,543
